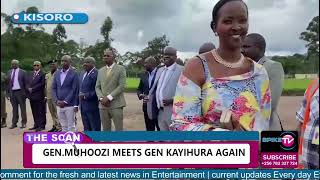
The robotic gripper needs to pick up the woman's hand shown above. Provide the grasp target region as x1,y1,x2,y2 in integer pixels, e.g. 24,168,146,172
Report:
231,114,242,131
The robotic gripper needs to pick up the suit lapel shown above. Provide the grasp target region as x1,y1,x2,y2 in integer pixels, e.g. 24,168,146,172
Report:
80,72,85,90
62,69,71,87
18,69,23,86
57,70,62,87
150,68,158,88
144,72,149,88
259,56,267,66
149,67,163,93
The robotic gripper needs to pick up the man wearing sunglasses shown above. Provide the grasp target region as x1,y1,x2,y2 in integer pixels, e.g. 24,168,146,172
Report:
96,48,126,131
28,61,46,131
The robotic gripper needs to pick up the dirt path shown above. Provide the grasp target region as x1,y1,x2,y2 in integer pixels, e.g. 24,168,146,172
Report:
1,94,303,168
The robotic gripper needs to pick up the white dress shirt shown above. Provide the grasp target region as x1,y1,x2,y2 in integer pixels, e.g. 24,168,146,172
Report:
60,68,70,86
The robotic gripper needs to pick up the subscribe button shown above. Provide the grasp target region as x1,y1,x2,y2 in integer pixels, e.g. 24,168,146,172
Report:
11,13,88,24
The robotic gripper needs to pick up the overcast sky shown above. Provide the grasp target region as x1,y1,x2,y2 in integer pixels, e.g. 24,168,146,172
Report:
1,0,319,60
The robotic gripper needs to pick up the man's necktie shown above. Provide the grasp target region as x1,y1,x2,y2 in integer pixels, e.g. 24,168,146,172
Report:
11,69,16,88
33,72,37,80
106,67,112,77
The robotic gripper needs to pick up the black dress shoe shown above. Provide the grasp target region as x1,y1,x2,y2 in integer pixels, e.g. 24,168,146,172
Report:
48,127,56,132
20,124,26,129
1,124,7,128
9,125,17,129
35,127,45,132
54,128,62,132
29,127,37,130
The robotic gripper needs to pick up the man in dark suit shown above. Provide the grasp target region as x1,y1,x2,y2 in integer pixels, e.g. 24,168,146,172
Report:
28,61,46,131
137,56,160,131
6,59,28,129
77,57,101,131
52,55,79,132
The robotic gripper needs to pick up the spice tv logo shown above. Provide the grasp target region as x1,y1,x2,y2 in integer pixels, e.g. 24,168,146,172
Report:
11,13,88,24
261,131,298,152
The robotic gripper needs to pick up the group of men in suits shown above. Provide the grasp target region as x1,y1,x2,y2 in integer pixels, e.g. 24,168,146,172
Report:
3,59,61,131
137,46,184,131
51,48,126,132
2,47,127,132
1,34,285,132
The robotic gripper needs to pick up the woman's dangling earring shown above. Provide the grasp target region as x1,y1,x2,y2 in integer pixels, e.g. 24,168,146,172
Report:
214,32,218,36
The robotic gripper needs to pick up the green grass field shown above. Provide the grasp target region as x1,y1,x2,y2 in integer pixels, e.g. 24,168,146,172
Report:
126,78,140,91
283,79,312,90
126,77,312,95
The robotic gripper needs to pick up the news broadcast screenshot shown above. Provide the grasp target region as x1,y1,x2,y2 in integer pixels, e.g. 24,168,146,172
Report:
1,0,319,179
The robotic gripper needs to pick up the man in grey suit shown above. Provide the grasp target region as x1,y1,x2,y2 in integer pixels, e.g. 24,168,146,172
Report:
199,42,215,54
7,59,28,129
155,47,183,130
242,33,285,130
96,48,126,131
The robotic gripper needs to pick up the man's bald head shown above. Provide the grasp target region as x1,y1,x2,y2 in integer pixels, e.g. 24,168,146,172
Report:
164,47,177,56
247,33,266,53
242,33,266,62
144,56,157,72
103,48,117,66
11,59,19,64
199,42,216,54
83,56,96,64
163,46,177,67
11,59,19,69
61,55,72,69
61,55,72,62
33,61,41,71
83,56,95,72
145,56,156,65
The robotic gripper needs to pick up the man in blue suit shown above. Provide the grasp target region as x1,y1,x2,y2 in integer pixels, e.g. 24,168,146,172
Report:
52,55,79,132
78,57,101,131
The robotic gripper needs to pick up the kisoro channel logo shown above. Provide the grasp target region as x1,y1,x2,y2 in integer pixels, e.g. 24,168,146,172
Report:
11,13,88,24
